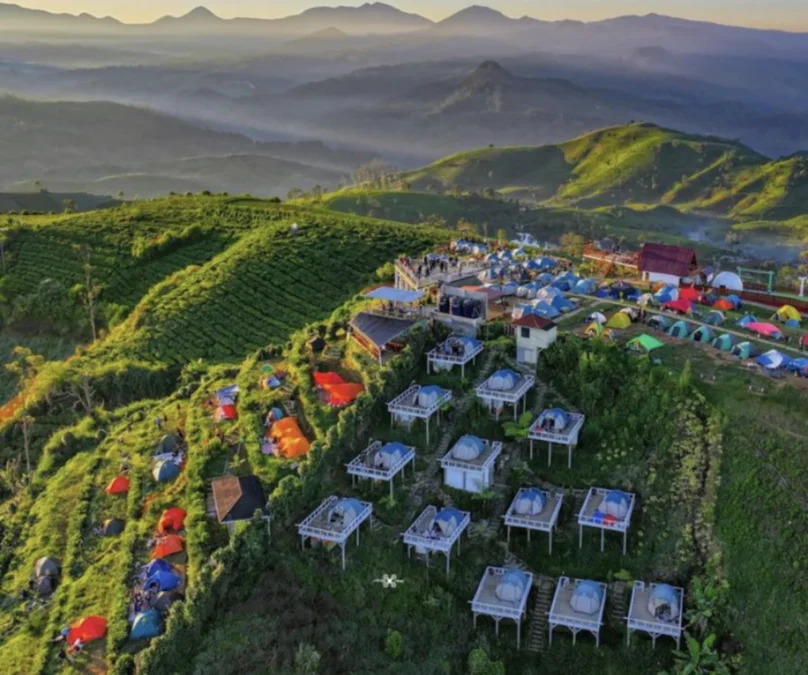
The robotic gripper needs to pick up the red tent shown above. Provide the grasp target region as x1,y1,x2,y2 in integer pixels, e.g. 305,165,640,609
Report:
802,334,808,347
105,476,130,495
158,508,187,534
216,404,238,421
323,383,365,407
662,299,694,315
714,298,734,311
746,322,783,338
313,371,346,387
679,287,700,302
67,616,107,646
152,535,184,559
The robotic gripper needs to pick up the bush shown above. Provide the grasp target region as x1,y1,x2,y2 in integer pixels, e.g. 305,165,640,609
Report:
384,630,403,660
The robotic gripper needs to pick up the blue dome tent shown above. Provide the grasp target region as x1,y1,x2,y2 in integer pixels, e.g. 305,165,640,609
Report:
647,315,672,331
144,559,173,578
496,569,529,602
452,435,485,461
532,302,561,319
514,489,546,516
667,321,692,339
601,490,630,519
757,350,791,370
152,461,181,483
785,319,801,328
536,273,554,285
571,580,604,614
130,609,161,641
787,358,808,376
145,569,182,593
487,369,520,391
536,257,557,270
655,285,679,304
726,294,742,309
573,279,598,295
536,408,569,432
736,313,758,328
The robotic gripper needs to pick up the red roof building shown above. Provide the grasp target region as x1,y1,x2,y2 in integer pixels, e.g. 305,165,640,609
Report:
512,314,558,365
639,243,698,285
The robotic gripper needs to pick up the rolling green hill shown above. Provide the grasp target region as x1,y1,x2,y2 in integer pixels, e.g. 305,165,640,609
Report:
404,122,808,224
0,191,117,214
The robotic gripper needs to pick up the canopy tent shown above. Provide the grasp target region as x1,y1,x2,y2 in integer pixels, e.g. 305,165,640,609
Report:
155,434,179,455
711,334,737,352
373,442,408,471
662,299,694,315
268,417,311,459
102,518,125,536
648,584,681,623
67,616,107,646
514,488,546,516
599,490,630,519
627,334,664,353
152,535,184,560
606,312,632,330
646,315,672,331
691,326,714,344
536,408,569,433
774,305,801,323
35,557,60,578
655,285,679,304
678,287,700,302
145,569,182,593
703,311,725,326
452,435,485,461
105,475,130,495
433,507,465,537
486,369,520,391
157,508,187,534
496,569,530,603
731,341,760,359
667,321,692,339
152,460,181,483
713,298,734,311
757,350,792,370
736,313,758,328
363,287,424,303
586,312,607,325
711,271,743,291
746,322,783,339
571,580,605,615
130,609,161,641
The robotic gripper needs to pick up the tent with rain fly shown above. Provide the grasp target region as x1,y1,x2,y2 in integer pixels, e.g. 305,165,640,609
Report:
433,507,465,537
372,442,408,471
774,305,801,323
586,312,607,324
153,460,181,483
67,616,107,646
143,559,173,578
606,312,632,330
627,334,664,353
667,321,692,339
746,322,783,339
486,369,520,391
573,279,598,294
532,302,561,320
152,535,184,560
130,609,161,640
757,350,791,370
731,341,760,359
215,401,238,421
711,334,736,352
571,580,605,615
269,417,311,459
647,584,681,622
594,287,611,298
785,319,801,328
323,383,365,407
514,488,546,516
600,490,631,519
158,508,186,534
328,498,364,528
105,476,129,495
678,287,701,302
35,557,60,578
691,326,714,344
452,435,485,461
145,569,182,593
496,569,530,603
736,314,758,328
585,322,605,338
646,315,671,331
102,518,125,536
662,299,693,315
703,311,725,326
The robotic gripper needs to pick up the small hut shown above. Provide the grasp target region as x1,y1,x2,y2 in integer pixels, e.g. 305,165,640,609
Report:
471,567,533,648
297,496,372,570
440,436,502,493
402,506,470,574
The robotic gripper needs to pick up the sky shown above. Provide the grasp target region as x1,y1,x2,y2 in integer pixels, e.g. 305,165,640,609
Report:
14,1,808,31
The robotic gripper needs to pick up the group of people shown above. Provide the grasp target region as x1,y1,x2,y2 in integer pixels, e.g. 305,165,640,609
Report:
399,254,464,280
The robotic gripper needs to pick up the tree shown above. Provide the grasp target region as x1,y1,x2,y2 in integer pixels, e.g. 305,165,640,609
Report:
456,219,478,236
560,232,586,256
0,228,9,273
5,347,45,478
62,198,77,214
294,642,321,675
384,630,403,659
116,190,126,201
72,244,102,341
287,188,305,201
310,185,323,202
496,228,508,245
467,648,505,675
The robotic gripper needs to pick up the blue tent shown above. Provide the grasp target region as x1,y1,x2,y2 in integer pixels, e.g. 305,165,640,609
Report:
513,248,527,258
532,302,561,319
552,297,576,313
647,315,672,331
756,350,791,370
787,358,808,375
594,287,611,298
143,559,173,578
573,279,598,294
434,507,465,529
736,313,758,328
726,294,742,308
536,408,569,432
130,609,161,641
575,580,604,603
500,250,514,260
610,281,636,300
785,319,801,328
487,253,499,263
668,321,692,339
152,461,181,483
536,257,557,270
655,285,678,304
526,260,542,270
215,385,239,400
145,569,182,592
552,278,573,292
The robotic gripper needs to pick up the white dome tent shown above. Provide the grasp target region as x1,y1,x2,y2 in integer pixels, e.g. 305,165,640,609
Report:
477,369,535,420
487,369,520,391
711,271,744,291
431,507,465,538
298,495,373,570
599,490,630,520
528,408,585,468
418,385,444,408
388,384,451,443
496,569,530,603
578,487,637,554
441,436,502,493
504,487,565,553
329,498,363,527
514,488,546,516
374,442,406,471
647,584,680,622
548,577,608,647
347,440,415,498
627,581,685,649
471,567,534,648
571,580,605,615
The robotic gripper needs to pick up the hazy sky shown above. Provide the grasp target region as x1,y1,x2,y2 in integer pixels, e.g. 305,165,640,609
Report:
15,1,808,31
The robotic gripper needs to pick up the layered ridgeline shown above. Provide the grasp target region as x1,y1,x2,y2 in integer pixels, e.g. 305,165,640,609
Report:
403,123,808,225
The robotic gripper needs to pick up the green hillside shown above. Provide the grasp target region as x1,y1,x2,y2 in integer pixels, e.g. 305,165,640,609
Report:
404,122,808,224
0,191,117,214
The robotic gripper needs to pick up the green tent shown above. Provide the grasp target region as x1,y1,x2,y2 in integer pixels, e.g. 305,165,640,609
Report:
668,320,692,339
711,334,736,352
731,341,760,359
628,334,665,353
691,326,714,344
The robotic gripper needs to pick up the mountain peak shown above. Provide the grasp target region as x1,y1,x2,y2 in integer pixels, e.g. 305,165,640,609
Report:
470,60,513,79
157,6,220,23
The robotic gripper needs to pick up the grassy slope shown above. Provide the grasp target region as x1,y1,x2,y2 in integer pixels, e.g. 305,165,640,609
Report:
403,122,808,226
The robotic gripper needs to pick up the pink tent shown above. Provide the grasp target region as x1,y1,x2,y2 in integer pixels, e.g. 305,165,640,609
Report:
746,322,783,338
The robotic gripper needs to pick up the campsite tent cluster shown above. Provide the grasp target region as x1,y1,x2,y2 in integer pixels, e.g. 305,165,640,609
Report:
313,371,365,407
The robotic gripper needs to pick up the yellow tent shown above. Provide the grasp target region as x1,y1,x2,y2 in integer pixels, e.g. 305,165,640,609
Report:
585,321,604,337
606,312,632,330
775,305,801,322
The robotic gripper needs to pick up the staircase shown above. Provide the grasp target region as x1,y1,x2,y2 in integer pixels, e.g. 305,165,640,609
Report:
503,551,555,654
608,581,628,623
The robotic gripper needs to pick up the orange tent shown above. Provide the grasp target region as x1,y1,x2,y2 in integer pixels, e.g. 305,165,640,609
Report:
152,535,184,559
67,616,107,645
269,417,311,459
322,383,365,407
714,298,734,311
313,371,346,387
105,476,130,495
157,508,187,534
